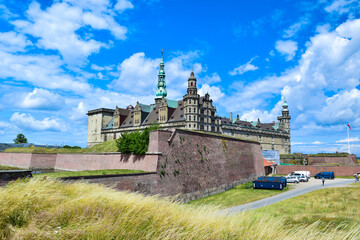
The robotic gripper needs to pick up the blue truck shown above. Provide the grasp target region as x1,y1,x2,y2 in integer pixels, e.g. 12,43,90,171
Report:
253,176,287,190
314,171,335,179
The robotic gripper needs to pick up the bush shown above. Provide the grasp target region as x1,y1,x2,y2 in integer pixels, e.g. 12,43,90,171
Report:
116,124,160,154
63,145,82,149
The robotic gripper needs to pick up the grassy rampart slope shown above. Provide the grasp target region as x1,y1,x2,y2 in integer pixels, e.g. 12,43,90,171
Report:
0,179,359,239
2,140,117,153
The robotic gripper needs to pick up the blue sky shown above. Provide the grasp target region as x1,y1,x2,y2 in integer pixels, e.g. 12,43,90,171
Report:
0,0,360,155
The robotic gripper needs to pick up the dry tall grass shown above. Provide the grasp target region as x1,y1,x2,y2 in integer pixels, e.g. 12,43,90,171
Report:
0,179,359,239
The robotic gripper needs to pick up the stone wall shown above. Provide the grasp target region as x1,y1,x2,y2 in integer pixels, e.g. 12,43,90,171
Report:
0,129,264,201
307,155,357,165
55,153,158,172
0,152,159,172
277,165,360,177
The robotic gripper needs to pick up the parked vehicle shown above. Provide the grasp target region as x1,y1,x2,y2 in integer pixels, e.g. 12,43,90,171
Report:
314,171,335,179
287,173,308,182
253,176,287,190
286,176,299,183
291,171,310,180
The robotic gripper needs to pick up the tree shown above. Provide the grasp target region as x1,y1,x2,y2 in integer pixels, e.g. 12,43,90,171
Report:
13,133,28,144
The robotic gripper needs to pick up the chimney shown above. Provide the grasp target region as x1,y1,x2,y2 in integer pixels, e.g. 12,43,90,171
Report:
237,114,240,121
230,112,233,122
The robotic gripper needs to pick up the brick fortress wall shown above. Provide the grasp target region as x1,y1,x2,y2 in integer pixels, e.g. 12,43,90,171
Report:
0,129,264,201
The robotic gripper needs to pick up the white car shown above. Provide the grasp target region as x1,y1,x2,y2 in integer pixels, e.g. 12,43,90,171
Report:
286,176,299,183
287,173,308,182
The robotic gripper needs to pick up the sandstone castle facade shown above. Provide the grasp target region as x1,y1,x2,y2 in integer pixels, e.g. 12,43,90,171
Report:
87,52,291,154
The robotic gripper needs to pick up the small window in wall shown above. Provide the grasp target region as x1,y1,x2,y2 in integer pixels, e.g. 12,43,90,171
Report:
271,144,274,150
114,133,116,139
104,134,107,141
194,124,196,128
191,82,193,86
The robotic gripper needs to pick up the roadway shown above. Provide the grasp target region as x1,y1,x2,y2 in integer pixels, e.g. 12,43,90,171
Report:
222,178,355,215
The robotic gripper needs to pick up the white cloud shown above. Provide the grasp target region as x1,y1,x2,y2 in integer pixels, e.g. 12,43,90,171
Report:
70,102,87,121
114,0,134,12
283,16,310,38
11,1,128,65
110,52,159,94
223,18,360,132
325,0,359,14
229,57,259,76
0,51,91,93
0,4,16,20
275,40,298,61
20,88,63,110
336,137,359,143
240,100,283,122
91,64,114,71
10,112,62,132
312,141,324,145
201,72,221,84
109,51,208,99
198,84,224,102
0,31,32,52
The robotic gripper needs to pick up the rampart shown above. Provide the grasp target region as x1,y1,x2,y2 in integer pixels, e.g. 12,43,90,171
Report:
0,129,264,201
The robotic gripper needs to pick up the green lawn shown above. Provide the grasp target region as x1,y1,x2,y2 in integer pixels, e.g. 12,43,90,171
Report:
187,182,292,209
3,139,118,153
253,182,360,228
33,169,146,178
0,164,24,170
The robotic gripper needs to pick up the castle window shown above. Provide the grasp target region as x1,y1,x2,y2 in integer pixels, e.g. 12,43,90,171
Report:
191,82,193,86
194,124,196,128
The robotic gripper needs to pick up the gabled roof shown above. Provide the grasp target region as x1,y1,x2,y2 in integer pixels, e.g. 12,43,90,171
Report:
263,157,276,167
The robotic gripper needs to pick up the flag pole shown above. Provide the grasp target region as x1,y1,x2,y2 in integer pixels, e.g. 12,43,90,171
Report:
347,123,350,154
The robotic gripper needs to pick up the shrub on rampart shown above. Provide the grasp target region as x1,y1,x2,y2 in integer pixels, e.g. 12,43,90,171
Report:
116,124,160,154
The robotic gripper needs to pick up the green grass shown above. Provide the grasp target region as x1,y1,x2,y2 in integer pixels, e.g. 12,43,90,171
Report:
33,169,146,178
3,140,118,153
187,181,292,209
0,179,359,239
253,182,360,229
0,165,24,170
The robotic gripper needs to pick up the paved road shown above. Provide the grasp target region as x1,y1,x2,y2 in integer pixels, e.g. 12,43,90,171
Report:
222,178,355,215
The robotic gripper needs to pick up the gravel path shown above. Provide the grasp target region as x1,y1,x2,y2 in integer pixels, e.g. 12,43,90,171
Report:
222,178,355,215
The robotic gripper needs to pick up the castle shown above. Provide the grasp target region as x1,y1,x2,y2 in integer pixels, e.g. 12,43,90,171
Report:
87,52,291,154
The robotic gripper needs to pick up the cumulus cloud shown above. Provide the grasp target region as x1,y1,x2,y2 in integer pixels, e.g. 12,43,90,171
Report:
109,51,209,99
0,31,32,52
11,0,129,65
10,112,62,131
275,40,298,61
70,101,88,121
198,84,224,102
223,18,360,133
115,0,134,12
0,51,91,93
19,88,63,110
229,57,259,76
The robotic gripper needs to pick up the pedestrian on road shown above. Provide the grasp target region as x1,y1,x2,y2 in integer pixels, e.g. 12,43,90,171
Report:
322,176,325,186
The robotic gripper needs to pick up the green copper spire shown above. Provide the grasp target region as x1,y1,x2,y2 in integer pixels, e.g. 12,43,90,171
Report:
155,50,167,99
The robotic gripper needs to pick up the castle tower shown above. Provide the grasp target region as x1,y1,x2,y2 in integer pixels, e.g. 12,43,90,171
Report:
183,71,200,130
155,50,167,104
277,100,291,133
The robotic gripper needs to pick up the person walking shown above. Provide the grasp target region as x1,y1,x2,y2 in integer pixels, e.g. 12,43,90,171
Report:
322,176,325,186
